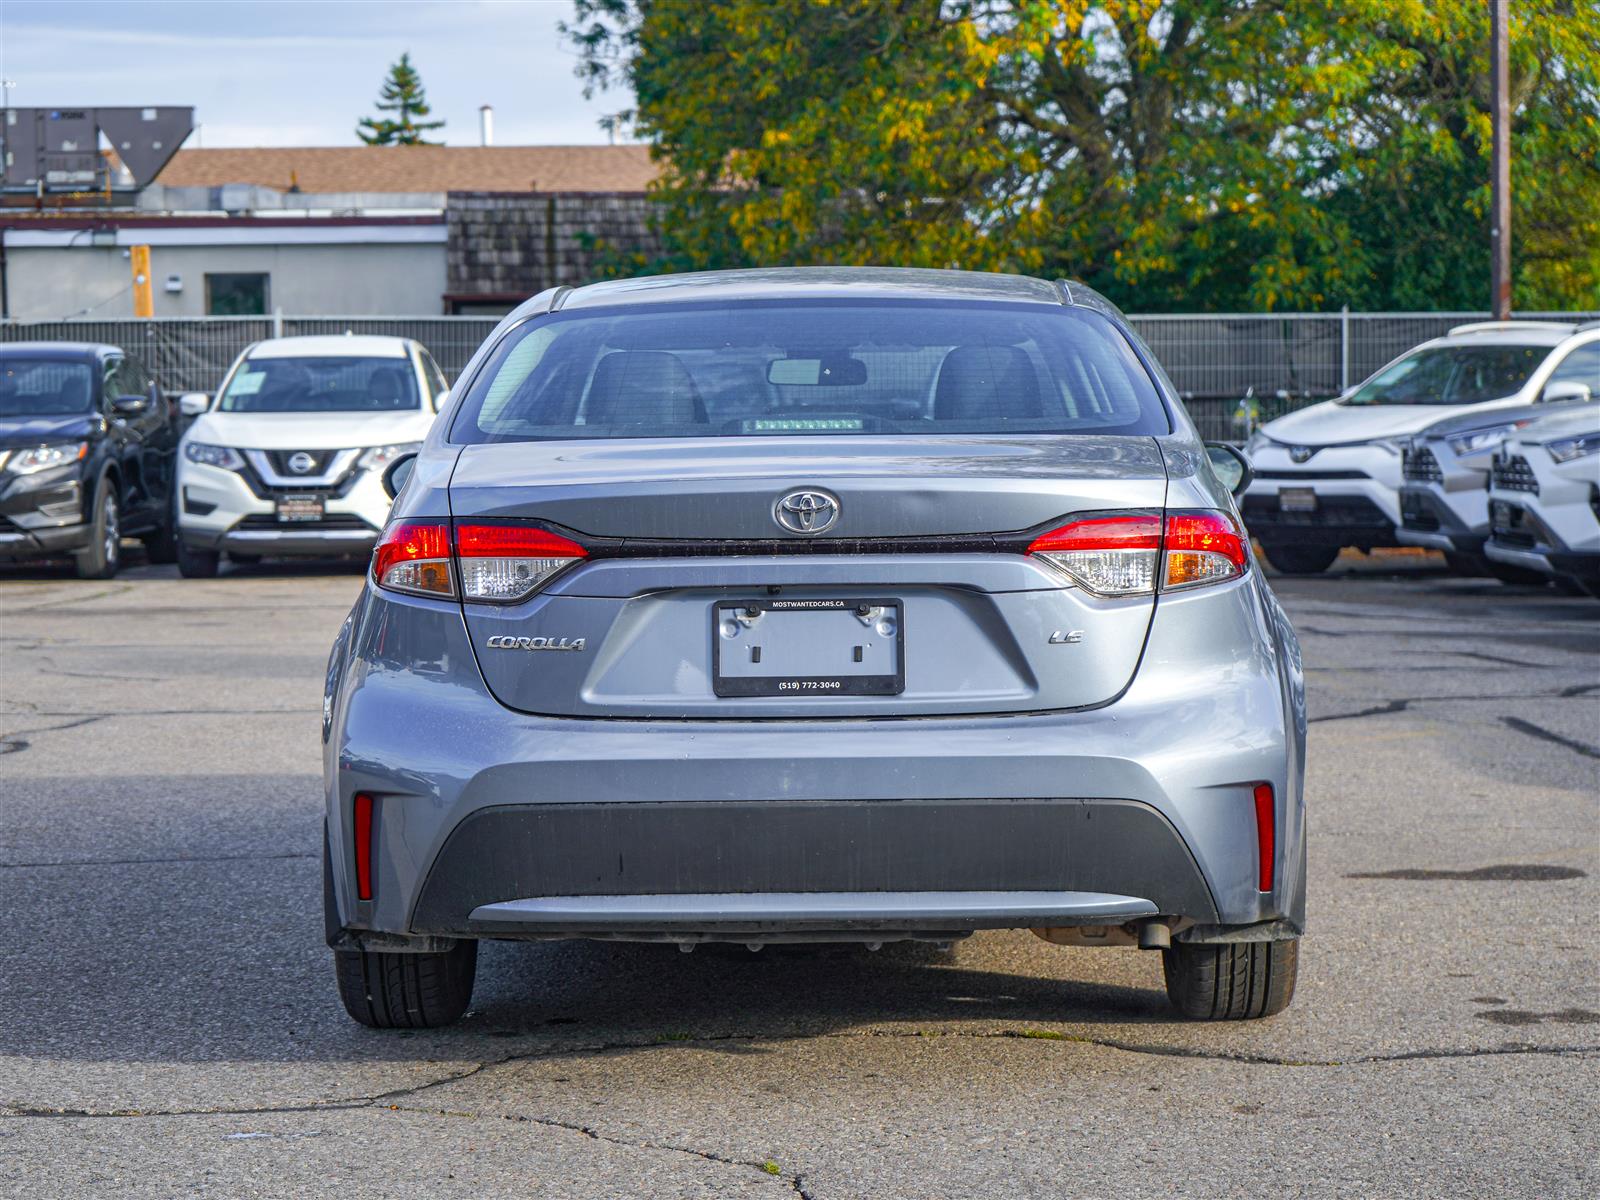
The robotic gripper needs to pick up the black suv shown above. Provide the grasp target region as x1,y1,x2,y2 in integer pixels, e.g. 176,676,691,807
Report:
0,342,180,578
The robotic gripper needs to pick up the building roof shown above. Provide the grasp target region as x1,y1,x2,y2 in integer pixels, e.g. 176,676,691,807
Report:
156,145,660,194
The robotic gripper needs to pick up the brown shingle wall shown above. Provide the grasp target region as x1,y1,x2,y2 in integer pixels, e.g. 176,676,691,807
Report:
446,192,662,299
157,145,660,194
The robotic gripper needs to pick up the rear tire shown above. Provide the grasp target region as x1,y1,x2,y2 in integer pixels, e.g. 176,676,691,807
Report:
176,541,220,578
334,941,478,1029
73,481,121,580
1260,544,1340,575
1163,938,1298,1020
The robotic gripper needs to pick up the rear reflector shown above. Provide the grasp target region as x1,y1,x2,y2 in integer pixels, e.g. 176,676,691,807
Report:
1253,782,1275,892
372,522,453,598
455,523,588,603
1028,509,1247,596
353,793,375,901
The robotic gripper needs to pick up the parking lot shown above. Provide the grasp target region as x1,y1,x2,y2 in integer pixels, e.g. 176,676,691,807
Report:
1,551,1595,1199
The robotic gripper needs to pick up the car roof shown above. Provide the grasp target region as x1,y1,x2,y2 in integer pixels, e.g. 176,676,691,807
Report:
244,335,413,359
559,266,1066,311
0,341,118,360
1424,322,1577,349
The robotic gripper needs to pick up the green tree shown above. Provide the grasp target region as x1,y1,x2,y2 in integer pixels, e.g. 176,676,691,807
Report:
564,1,1600,311
357,52,446,146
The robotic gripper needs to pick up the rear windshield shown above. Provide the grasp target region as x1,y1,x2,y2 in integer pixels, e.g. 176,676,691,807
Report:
450,300,1170,442
219,355,420,413
0,359,94,417
1344,344,1548,406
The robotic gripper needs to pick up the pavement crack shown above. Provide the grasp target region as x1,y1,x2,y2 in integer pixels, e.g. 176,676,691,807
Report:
387,1102,793,1186
0,715,107,754
1499,716,1600,760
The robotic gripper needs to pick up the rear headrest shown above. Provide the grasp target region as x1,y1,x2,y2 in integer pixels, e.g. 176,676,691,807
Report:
368,366,407,406
587,351,706,426
934,345,1043,421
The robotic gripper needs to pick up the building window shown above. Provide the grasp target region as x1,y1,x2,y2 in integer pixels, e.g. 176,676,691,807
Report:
205,273,270,316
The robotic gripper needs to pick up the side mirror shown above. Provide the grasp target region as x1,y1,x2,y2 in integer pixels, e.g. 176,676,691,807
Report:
179,393,210,417
431,387,450,414
1541,381,1592,404
382,452,418,500
1204,441,1253,497
111,394,151,417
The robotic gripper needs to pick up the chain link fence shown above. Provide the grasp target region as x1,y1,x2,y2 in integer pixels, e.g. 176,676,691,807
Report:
4,310,1594,442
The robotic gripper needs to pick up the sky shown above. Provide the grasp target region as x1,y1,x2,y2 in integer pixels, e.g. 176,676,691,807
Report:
0,0,624,148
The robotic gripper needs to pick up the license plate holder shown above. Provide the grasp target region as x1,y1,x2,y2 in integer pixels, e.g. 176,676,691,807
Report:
275,494,325,523
712,598,904,698
1279,487,1319,513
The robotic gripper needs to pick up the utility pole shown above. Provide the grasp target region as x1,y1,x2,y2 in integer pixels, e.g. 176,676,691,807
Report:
1490,0,1511,319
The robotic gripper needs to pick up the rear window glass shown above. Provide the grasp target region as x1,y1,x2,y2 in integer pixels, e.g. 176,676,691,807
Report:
219,356,420,413
450,300,1170,443
0,359,95,416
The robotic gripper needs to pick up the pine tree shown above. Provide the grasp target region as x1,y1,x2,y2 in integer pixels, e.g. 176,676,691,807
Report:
357,52,445,146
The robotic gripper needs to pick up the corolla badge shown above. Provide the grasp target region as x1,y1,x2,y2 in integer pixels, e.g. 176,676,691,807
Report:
288,451,317,474
485,635,586,651
774,488,840,535
1288,446,1316,464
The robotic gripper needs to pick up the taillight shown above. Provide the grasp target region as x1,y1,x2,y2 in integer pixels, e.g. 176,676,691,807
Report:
1163,511,1249,591
372,521,587,603
456,523,587,603
1028,509,1248,596
1253,782,1275,892
1028,514,1162,596
373,522,453,597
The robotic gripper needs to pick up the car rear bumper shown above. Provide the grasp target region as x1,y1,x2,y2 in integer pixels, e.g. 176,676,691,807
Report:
325,571,1308,943
412,798,1218,935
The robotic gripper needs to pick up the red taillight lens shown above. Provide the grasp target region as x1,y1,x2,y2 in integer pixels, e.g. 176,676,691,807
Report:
372,522,453,598
1027,510,1247,596
1164,510,1248,591
353,792,375,901
455,522,588,603
1028,514,1162,595
1253,782,1275,892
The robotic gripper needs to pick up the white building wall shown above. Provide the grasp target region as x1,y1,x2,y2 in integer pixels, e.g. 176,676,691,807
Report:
3,242,448,320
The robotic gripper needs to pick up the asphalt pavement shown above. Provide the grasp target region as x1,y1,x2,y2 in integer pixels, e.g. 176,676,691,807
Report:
1,550,1595,1198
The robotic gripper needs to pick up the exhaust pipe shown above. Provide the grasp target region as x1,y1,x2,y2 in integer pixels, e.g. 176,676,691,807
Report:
1137,920,1172,950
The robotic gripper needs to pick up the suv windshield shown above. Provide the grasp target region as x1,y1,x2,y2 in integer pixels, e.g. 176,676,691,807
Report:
0,359,94,417
1344,344,1548,406
451,301,1170,442
219,356,419,413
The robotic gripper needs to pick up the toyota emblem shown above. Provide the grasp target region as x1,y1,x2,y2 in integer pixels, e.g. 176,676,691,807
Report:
773,488,840,535
287,452,317,474
1288,446,1315,464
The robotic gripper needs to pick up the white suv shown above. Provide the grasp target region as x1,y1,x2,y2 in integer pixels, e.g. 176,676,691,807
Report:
1242,321,1599,574
1485,405,1600,597
176,336,449,577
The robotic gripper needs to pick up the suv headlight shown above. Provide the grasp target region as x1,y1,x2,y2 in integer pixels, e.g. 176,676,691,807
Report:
184,442,245,470
1445,421,1528,456
1547,433,1599,463
357,442,422,471
4,442,88,475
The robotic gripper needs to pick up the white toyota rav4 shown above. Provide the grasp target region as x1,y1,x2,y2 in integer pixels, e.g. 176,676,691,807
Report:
175,335,448,577
1241,320,1599,574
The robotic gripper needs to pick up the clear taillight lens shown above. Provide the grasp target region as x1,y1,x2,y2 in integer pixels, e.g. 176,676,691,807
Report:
455,523,587,603
1029,510,1247,596
372,522,454,597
